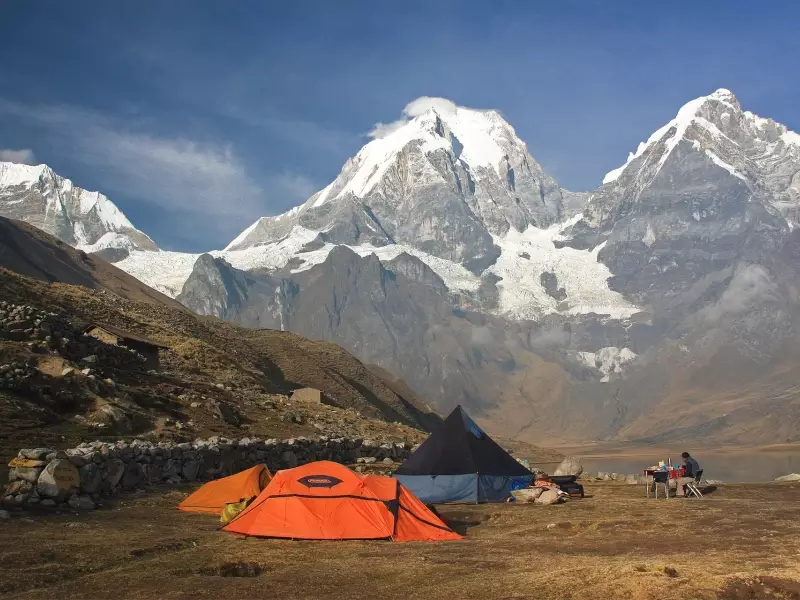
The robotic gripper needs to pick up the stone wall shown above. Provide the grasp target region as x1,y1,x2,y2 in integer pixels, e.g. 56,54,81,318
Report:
3,436,414,511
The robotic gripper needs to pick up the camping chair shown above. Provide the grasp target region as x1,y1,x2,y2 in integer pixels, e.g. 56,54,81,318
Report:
652,471,670,499
683,469,704,499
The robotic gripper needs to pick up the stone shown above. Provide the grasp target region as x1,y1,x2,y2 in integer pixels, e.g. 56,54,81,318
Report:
280,450,298,468
535,490,562,505
357,457,377,465
775,473,800,482
0,510,10,520
61,367,75,376
142,464,162,483
79,463,102,494
121,463,144,488
10,466,43,484
68,455,88,468
210,401,240,426
382,458,394,464
511,488,544,503
67,494,95,511
181,460,201,482
4,480,27,496
553,456,583,477
40,499,57,508
20,448,51,460
625,474,638,485
37,459,80,500
106,459,125,487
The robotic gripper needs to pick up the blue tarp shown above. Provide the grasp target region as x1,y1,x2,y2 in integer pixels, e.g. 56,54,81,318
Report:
394,474,534,504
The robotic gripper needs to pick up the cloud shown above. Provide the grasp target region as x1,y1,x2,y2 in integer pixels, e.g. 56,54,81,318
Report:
0,100,321,241
367,96,461,139
699,264,781,325
0,148,36,164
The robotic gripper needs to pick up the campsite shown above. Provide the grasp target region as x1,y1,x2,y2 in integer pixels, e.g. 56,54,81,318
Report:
2,479,800,599
3,406,800,599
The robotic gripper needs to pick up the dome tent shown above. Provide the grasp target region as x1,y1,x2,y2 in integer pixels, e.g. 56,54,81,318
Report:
222,461,461,542
393,405,533,503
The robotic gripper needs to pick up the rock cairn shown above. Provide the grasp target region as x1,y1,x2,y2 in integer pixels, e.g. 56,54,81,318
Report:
3,436,414,511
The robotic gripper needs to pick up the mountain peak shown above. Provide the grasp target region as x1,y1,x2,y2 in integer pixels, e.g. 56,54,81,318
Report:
601,87,785,185
0,160,158,254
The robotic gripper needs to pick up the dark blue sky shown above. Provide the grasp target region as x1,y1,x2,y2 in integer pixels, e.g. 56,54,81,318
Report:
1,0,798,251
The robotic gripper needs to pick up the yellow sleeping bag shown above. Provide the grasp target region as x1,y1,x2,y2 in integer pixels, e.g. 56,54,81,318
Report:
220,497,255,524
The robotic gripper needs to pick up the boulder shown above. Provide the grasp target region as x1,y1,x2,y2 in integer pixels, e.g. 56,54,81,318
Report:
20,448,51,460
553,456,583,477
774,473,800,482
625,474,639,485
37,459,80,500
67,494,96,511
79,463,102,494
181,460,201,482
535,490,562,505
511,488,544,503
210,401,240,427
280,451,298,469
162,459,180,480
106,459,125,487
121,463,144,489
10,466,43,484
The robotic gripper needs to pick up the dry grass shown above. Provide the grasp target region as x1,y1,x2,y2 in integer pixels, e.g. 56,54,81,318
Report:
1,482,799,599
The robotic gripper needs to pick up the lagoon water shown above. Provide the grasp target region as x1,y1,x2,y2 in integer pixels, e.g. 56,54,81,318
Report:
576,450,800,483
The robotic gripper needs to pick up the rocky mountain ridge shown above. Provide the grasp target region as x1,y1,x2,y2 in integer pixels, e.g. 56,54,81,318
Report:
2,89,800,446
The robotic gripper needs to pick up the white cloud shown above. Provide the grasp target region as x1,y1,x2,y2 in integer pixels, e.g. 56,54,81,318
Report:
367,96,461,139
0,148,36,164
0,100,320,236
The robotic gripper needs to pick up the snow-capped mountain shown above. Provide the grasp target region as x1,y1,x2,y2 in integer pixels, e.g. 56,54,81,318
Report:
115,99,632,320
225,99,578,273
7,89,800,446
0,162,157,255
561,88,800,314
594,88,800,230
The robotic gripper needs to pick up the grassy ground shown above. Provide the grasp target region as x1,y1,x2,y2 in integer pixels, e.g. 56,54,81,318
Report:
2,481,799,599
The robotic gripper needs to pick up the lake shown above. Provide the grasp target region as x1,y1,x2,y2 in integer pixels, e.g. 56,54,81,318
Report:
573,450,800,483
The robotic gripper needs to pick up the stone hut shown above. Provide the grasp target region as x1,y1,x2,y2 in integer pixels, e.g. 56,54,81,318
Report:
83,323,169,370
291,387,322,403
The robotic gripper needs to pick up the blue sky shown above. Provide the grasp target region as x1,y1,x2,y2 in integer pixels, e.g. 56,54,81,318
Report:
1,1,798,251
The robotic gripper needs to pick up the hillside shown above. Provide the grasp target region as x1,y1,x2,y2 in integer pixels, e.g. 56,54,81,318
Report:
0,219,465,478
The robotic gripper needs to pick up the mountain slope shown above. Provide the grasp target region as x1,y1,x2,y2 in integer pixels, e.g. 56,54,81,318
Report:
225,99,574,273
0,221,444,464
0,216,181,310
0,162,157,257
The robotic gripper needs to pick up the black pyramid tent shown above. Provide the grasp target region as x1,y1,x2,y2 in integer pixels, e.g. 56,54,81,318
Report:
393,405,533,503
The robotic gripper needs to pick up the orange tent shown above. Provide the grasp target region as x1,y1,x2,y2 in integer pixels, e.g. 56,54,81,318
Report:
178,464,272,515
222,461,462,541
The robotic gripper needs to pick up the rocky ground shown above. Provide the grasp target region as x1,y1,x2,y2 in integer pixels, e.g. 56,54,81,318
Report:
1,481,799,599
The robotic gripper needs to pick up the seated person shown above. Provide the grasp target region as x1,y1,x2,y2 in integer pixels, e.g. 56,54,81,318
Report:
676,451,700,497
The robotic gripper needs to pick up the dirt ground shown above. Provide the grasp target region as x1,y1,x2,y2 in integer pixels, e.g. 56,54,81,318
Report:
2,481,799,600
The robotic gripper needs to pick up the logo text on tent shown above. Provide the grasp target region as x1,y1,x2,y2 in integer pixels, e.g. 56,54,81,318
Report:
298,475,343,488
